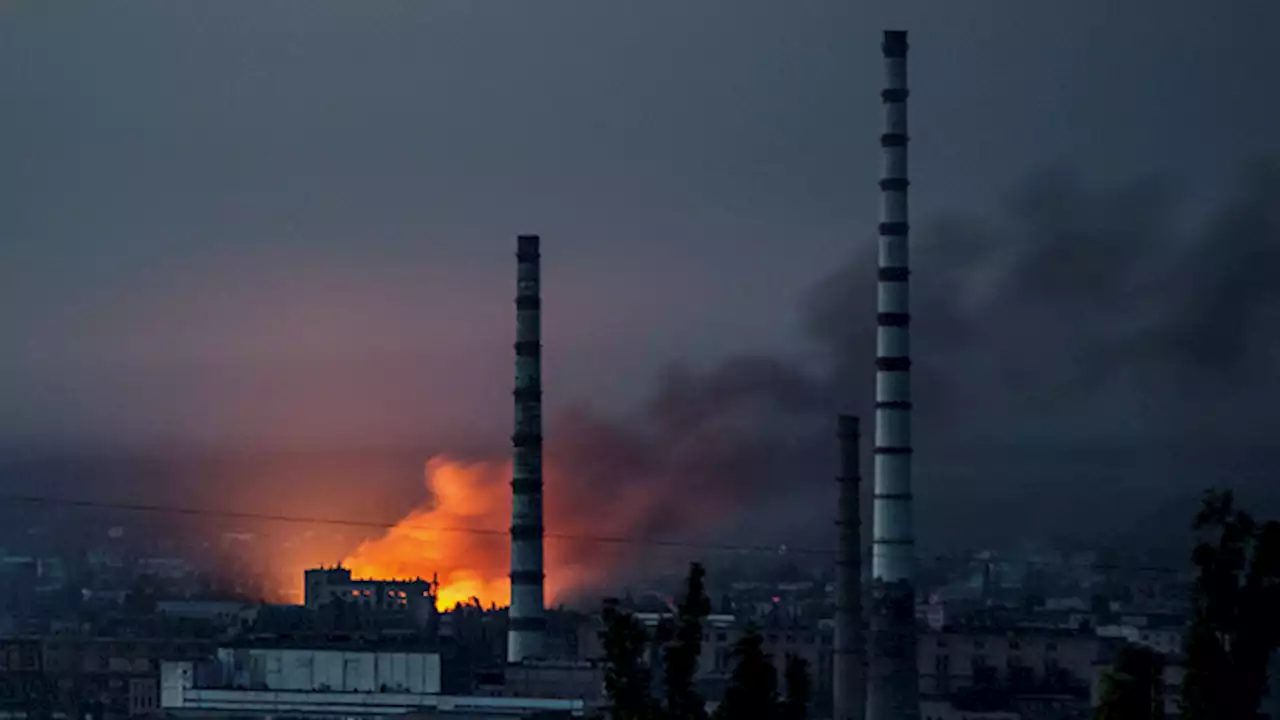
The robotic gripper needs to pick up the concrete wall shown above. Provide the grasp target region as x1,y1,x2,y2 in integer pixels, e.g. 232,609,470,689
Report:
161,661,585,718
917,631,1099,696
216,647,441,694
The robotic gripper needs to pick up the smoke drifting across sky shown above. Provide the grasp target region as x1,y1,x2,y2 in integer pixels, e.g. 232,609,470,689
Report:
5,2,1280,593
332,161,1280,603
3,163,1278,599
539,161,1280,558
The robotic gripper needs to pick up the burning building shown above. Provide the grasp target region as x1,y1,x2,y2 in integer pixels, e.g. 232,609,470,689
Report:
304,566,438,631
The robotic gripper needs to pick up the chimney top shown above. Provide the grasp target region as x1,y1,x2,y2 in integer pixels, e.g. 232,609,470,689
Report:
517,234,540,260
837,415,860,437
882,30,908,58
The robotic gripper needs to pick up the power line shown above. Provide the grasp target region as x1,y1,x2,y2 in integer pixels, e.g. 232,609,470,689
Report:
0,492,1188,575
0,492,833,555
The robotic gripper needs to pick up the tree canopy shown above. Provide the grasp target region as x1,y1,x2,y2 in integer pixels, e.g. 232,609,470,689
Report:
1180,489,1280,720
602,600,661,720
599,563,811,720
714,625,777,720
1095,644,1166,720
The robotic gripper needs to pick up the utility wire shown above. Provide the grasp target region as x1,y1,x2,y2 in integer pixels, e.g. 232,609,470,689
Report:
1,492,1188,575
0,492,828,554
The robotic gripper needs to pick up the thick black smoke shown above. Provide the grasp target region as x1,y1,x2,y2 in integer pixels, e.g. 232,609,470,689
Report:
549,160,1280,558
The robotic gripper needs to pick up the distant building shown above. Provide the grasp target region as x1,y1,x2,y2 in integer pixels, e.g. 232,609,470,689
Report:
579,610,834,712
919,698,1019,720
160,645,586,718
305,566,438,631
157,599,256,627
580,607,1104,720
502,658,605,710
0,635,214,718
919,630,1099,690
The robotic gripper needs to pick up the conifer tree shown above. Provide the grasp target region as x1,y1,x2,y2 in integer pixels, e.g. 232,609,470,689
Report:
664,562,711,720
714,625,777,720
1094,644,1165,720
781,654,811,720
602,601,661,720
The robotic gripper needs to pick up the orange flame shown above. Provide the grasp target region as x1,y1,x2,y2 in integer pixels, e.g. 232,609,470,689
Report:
342,458,513,610
343,457,604,611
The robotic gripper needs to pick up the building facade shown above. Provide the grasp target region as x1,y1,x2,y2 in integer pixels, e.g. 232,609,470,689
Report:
305,566,438,631
160,646,585,718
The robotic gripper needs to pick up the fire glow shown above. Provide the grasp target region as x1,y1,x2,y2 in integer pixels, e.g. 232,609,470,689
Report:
342,457,593,611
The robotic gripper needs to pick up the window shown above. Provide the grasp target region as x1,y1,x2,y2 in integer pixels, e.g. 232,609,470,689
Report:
1046,641,1058,652
936,637,948,648
974,639,985,650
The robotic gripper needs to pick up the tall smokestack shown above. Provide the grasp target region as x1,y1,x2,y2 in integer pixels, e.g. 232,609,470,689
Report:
509,233,546,664
868,30,921,720
834,415,866,720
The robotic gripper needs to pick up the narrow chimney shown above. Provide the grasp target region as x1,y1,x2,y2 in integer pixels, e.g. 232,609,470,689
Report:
834,415,866,720
868,30,922,720
508,233,546,663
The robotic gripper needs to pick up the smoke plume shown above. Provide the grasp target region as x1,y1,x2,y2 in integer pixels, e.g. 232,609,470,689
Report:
344,160,1280,602
546,159,1280,559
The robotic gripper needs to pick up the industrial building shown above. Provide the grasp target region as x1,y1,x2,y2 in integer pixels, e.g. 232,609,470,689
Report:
159,645,585,718
304,566,438,632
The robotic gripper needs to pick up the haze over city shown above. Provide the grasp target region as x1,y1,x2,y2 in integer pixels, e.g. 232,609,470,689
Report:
1,3,1279,719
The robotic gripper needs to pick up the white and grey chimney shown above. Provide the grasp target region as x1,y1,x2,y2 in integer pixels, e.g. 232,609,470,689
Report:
867,29,922,720
508,233,546,664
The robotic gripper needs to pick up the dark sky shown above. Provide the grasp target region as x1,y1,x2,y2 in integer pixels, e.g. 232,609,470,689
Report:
4,2,1280,558
4,0,1276,448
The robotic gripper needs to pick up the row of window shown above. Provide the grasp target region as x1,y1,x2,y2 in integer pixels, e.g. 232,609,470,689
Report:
697,632,826,646
936,637,1059,652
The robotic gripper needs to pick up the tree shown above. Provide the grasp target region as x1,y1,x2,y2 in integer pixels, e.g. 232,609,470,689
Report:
663,562,711,720
602,600,661,720
714,625,777,720
781,654,811,720
1094,644,1166,720
1180,490,1280,720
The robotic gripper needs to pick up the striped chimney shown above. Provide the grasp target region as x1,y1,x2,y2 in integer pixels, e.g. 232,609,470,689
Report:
867,30,921,720
834,415,866,720
508,233,546,664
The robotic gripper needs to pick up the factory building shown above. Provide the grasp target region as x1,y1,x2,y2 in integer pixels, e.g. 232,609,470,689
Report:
159,644,586,718
304,566,438,632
